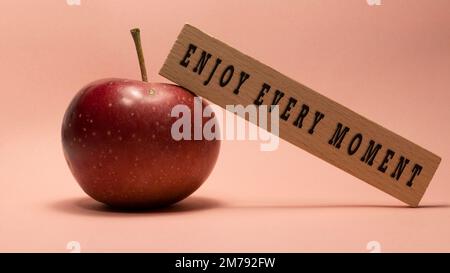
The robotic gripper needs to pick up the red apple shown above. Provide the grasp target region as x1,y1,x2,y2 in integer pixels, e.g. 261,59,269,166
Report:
61,29,220,208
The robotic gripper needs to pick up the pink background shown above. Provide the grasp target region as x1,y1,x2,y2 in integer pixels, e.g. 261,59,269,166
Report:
1,0,449,252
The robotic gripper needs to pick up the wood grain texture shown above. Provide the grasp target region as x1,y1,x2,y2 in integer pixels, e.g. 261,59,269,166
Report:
159,24,441,206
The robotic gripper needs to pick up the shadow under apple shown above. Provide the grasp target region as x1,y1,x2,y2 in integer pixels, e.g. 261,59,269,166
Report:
50,195,223,217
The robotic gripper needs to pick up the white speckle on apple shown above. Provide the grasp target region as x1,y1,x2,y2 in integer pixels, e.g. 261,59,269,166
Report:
118,136,123,141
83,128,87,132
122,97,134,106
108,103,112,107
151,134,156,139
78,113,82,118
107,130,111,136
108,149,113,154
92,132,96,136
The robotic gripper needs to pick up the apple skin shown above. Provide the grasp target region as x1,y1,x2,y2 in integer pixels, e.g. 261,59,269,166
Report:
61,78,220,208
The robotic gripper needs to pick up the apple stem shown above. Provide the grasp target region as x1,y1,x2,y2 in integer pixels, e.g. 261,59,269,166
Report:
130,28,148,82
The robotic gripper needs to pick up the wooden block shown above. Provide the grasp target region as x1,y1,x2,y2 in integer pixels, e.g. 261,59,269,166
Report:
159,24,441,207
